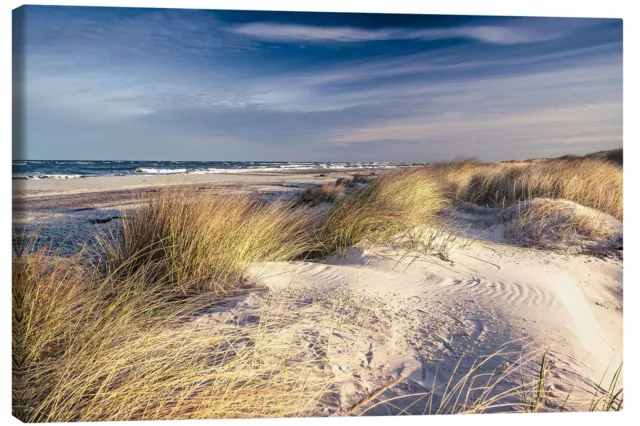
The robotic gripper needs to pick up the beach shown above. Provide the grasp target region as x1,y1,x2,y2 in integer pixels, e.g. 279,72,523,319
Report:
12,164,623,417
13,169,379,253
12,167,377,198
11,7,626,422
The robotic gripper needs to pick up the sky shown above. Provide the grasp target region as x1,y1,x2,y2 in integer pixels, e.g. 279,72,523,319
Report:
13,6,622,162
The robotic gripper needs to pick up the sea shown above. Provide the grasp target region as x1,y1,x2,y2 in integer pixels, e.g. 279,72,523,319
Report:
12,160,421,180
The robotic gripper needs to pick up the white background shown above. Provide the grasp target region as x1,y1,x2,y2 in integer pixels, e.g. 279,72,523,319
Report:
2,1,637,425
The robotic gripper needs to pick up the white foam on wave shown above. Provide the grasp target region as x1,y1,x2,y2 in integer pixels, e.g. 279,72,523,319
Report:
188,167,285,174
135,168,188,174
14,174,85,180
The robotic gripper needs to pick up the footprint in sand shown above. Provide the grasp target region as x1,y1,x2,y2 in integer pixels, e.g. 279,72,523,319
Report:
464,318,486,341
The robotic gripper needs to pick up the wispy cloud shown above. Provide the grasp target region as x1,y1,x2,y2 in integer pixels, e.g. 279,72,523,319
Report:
230,18,603,45
21,7,260,59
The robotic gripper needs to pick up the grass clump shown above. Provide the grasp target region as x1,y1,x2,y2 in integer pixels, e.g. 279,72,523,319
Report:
98,189,317,294
500,198,621,249
296,183,345,206
13,242,91,421
315,168,445,256
352,173,377,184
12,243,340,422
335,177,355,187
426,158,622,219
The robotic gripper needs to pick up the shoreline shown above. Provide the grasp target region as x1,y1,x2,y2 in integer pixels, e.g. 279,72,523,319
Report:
12,167,386,199
12,168,384,216
12,169,386,251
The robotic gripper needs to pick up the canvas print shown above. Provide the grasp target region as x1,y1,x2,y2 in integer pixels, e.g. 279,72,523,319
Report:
12,5,623,421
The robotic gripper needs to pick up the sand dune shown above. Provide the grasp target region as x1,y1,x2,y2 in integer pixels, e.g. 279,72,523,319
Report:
239,235,622,414
13,169,623,417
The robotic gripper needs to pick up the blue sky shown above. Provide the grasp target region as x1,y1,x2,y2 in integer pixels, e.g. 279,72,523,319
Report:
13,6,622,161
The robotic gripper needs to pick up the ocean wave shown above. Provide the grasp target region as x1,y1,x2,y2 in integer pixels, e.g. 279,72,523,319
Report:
187,164,396,173
135,168,188,174
279,164,316,169
13,174,85,180
188,167,284,174
13,161,417,180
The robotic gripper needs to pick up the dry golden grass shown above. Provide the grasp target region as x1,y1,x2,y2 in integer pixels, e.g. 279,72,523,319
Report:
12,245,88,370
561,148,623,166
13,240,622,421
12,171,449,420
296,183,345,206
426,158,622,219
501,198,620,248
12,243,345,422
314,168,446,256
353,346,623,416
97,189,318,294
12,161,623,421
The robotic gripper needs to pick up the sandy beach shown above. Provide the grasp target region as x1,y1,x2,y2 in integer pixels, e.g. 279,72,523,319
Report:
12,166,623,416
12,169,380,254
12,168,376,198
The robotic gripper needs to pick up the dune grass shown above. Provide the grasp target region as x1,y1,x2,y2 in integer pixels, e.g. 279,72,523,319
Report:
95,168,449,292
12,241,346,422
296,183,346,206
14,246,622,422
582,148,622,166
97,189,318,294
10,171,451,421
12,241,92,411
296,174,380,207
314,168,446,256
352,346,623,416
12,160,623,420
426,158,622,219
500,198,620,249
